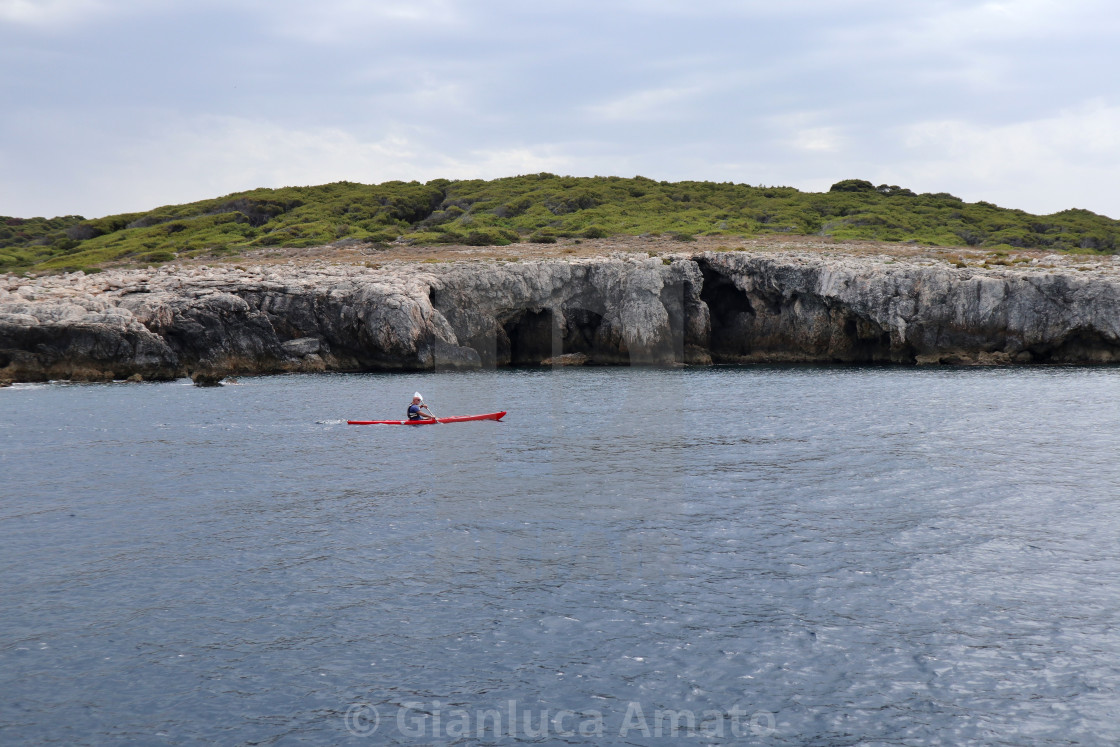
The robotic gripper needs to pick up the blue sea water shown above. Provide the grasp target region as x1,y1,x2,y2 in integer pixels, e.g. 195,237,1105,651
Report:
2,366,1120,745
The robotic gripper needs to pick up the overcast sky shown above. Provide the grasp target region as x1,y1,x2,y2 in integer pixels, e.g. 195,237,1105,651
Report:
2,0,1118,219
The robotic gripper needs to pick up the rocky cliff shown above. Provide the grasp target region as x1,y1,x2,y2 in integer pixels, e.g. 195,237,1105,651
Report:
2,249,1119,383
697,252,1120,365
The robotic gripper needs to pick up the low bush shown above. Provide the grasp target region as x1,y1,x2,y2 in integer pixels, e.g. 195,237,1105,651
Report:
4,175,1119,273
141,251,176,263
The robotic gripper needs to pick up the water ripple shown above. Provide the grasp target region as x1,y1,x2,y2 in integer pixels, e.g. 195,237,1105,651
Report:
2,366,1119,744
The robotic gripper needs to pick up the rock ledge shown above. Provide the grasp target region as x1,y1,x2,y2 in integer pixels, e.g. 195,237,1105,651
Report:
2,250,1118,383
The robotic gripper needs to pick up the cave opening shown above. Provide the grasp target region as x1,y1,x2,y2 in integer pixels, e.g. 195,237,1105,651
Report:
502,309,557,365
1030,328,1120,363
840,314,897,362
562,307,613,360
698,264,756,359
498,306,628,365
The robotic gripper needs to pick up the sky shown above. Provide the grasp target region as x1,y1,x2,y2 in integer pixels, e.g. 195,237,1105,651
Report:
1,0,1118,219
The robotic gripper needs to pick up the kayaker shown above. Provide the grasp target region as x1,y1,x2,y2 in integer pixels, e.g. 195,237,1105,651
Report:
407,392,436,421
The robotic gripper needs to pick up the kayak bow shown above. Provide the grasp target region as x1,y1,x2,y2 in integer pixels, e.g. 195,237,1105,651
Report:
347,411,506,426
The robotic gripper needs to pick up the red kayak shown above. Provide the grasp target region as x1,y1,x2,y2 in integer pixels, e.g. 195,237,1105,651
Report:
347,411,506,426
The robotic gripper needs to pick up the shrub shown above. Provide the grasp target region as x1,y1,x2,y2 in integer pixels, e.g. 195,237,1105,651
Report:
463,228,513,246
955,229,985,246
214,197,304,227
1078,235,1114,251
496,197,532,218
66,224,102,241
362,230,398,244
829,179,877,194
5,174,1119,274
987,229,1032,248
127,213,176,229
82,214,143,235
543,190,600,215
402,231,449,245
876,184,917,197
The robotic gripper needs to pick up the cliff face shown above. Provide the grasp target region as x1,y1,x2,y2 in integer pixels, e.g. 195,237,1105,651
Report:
2,251,1118,383
698,253,1120,365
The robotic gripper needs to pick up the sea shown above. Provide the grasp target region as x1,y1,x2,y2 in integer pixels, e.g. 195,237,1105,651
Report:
2,366,1120,745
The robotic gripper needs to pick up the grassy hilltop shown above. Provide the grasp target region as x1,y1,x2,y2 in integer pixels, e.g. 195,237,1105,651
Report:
2,174,1118,274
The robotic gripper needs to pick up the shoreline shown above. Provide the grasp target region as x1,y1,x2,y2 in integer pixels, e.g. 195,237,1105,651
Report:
3,239,1120,385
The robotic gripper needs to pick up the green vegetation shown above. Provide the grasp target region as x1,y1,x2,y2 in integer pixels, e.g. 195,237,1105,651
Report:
3,175,1118,273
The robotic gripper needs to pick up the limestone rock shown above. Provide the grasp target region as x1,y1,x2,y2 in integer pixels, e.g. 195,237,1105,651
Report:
540,352,589,366
0,302,182,382
697,252,1120,364
281,337,321,357
2,250,1118,383
190,370,225,387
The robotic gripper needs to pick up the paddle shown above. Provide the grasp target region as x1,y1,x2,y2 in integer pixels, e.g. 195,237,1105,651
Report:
423,403,441,424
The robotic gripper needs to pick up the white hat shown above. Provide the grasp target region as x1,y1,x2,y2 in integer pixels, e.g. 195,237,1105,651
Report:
413,392,423,400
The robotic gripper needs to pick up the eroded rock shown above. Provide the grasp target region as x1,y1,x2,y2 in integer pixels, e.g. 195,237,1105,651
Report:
2,250,1118,383
697,252,1120,364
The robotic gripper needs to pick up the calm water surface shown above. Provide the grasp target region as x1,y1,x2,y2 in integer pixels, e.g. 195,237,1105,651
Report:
3,367,1120,745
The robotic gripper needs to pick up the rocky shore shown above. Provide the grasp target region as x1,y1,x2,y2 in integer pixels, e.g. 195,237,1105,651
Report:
3,240,1119,384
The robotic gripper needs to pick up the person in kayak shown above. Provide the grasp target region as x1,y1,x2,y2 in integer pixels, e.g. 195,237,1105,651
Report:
407,392,436,421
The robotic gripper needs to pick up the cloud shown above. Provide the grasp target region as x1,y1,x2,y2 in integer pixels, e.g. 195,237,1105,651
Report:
584,85,707,123
898,100,1120,215
0,0,104,27
903,0,1110,46
0,110,579,217
616,0,884,19
810,0,1120,100
139,115,572,189
262,0,463,44
1,0,1118,218
786,127,845,154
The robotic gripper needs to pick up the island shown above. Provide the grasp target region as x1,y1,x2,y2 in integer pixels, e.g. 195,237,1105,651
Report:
3,235,1118,385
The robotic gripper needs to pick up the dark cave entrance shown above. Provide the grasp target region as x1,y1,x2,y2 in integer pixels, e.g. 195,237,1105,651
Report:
839,313,898,362
698,263,756,359
502,309,558,365
499,306,627,365
1030,328,1120,363
697,260,906,363
562,307,614,360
